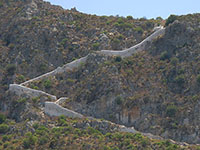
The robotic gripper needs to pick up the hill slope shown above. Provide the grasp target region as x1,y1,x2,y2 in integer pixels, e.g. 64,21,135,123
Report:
1,0,200,149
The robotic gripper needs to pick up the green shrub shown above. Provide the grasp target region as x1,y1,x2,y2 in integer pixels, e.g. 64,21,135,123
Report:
60,38,68,47
160,51,170,60
115,96,123,105
58,115,68,126
115,56,122,62
0,113,6,124
33,123,39,129
126,16,133,20
6,64,16,75
170,57,178,65
32,97,40,103
166,105,177,117
44,79,52,89
16,75,25,83
38,136,48,145
197,75,200,84
0,124,9,133
38,64,47,72
17,98,27,104
175,75,185,86
0,2,3,7
112,38,120,44
2,135,11,142
3,142,9,149
87,127,101,135
133,27,143,34
92,42,100,50
165,15,178,26
23,132,38,149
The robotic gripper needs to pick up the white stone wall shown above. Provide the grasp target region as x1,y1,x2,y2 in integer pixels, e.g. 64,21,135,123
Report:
21,56,88,86
45,102,83,118
99,27,165,58
9,84,57,101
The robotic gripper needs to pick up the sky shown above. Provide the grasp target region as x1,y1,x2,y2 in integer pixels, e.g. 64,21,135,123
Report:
45,0,200,19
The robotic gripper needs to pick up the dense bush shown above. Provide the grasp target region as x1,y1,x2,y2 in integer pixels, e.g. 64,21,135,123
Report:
166,105,177,117
126,16,133,20
0,124,9,133
170,57,178,65
44,79,52,89
165,15,178,26
175,75,185,86
115,56,122,62
160,51,170,60
0,113,6,124
197,75,200,84
115,96,123,105
92,42,100,50
133,27,143,34
6,64,16,75
23,132,38,149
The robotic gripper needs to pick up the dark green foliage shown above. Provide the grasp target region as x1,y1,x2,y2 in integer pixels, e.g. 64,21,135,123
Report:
126,16,133,20
115,96,123,105
16,75,25,83
197,75,200,84
23,132,38,149
0,124,9,133
175,75,185,86
2,135,12,142
17,98,27,104
160,51,170,60
32,96,40,103
166,105,177,117
58,115,68,126
38,64,47,72
133,27,143,34
0,113,6,124
38,136,48,145
112,38,120,45
92,42,100,50
165,15,178,26
156,17,163,20
44,79,52,89
114,18,133,29
170,57,178,65
60,38,68,47
6,64,16,75
0,2,3,7
115,56,122,62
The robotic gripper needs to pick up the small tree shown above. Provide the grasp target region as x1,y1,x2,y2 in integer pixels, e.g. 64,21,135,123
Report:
0,113,6,124
23,132,38,149
6,64,16,75
160,51,170,60
197,75,200,84
166,105,177,117
165,15,177,26
115,56,122,62
0,124,9,133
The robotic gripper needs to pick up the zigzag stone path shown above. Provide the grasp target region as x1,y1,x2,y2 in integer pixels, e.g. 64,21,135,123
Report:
8,26,172,142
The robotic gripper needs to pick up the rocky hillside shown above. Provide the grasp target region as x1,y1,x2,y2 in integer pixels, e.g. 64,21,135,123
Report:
21,14,200,144
0,0,164,108
1,0,200,149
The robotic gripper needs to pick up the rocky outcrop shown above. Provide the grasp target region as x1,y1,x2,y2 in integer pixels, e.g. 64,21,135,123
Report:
9,84,56,101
